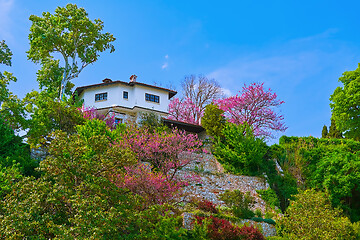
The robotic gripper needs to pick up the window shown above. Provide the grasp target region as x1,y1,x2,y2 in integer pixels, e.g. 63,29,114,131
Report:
95,92,107,101
115,118,123,125
145,93,159,103
123,91,128,99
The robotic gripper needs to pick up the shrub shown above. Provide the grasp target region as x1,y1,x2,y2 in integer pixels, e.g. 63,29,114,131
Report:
251,217,276,225
194,215,265,240
213,122,268,176
219,190,255,219
201,103,225,138
254,209,262,218
138,111,166,132
0,116,39,177
256,188,280,209
277,189,357,240
277,136,360,220
198,199,219,214
238,225,265,240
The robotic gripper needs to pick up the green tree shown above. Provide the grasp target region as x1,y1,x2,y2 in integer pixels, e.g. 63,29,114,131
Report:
25,90,85,149
310,151,360,222
330,64,360,140
212,122,267,176
0,120,136,238
27,4,116,100
328,118,343,139
0,40,27,131
201,103,225,137
321,125,328,138
0,116,38,177
278,189,357,240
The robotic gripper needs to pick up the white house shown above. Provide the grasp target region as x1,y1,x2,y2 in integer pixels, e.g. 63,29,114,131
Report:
74,75,177,123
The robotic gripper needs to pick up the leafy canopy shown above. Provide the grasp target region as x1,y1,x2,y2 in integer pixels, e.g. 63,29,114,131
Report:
278,189,357,240
330,63,360,140
0,40,27,131
27,3,116,99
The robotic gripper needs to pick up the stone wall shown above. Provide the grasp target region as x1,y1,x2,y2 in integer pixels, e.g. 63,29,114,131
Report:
177,152,277,237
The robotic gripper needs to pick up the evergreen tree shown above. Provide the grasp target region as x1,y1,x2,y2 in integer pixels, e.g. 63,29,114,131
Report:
201,103,225,137
321,125,328,138
328,118,342,139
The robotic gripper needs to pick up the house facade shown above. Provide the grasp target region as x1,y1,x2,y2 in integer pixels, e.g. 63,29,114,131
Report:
74,75,177,123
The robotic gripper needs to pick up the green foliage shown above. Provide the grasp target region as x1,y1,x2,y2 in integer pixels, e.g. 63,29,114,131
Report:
254,208,262,217
0,40,12,66
310,151,360,221
219,190,255,219
251,217,276,225
264,144,299,212
330,63,360,140
42,119,136,188
278,189,357,240
138,111,168,132
276,136,360,220
213,122,268,176
136,206,190,240
0,41,27,131
321,125,328,138
0,116,38,177
25,90,85,149
257,188,280,209
27,3,116,100
186,218,211,240
328,118,343,139
201,103,225,137
0,119,174,239
0,163,23,199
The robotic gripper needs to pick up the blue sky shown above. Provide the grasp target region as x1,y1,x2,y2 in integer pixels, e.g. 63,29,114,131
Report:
1,0,360,144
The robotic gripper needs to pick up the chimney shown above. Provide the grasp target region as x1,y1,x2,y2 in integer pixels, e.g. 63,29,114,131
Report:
102,78,112,83
130,74,137,83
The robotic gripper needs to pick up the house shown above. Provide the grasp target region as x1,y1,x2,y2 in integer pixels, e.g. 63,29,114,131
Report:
74,75,177,123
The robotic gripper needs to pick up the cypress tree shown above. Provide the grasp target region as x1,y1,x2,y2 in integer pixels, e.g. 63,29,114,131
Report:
328,118,343,139
321,125,328,138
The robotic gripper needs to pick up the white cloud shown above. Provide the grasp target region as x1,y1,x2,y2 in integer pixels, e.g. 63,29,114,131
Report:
221,87,232,97
0,0,14,39
161,62,168,69
161,54,169,69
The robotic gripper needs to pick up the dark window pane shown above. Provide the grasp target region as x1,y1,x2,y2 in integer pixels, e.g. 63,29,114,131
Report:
145,93,160,103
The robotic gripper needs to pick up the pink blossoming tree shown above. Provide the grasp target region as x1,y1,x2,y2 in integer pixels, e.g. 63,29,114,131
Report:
115,126,202,180
167,97,202,125
111,164,188,207
216,83,287,138
79,105,115,128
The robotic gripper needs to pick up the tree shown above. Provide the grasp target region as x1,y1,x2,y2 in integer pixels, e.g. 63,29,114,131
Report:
212,122,268,176
182,75,223,114
115,125,202,180
216,82,287,139
310,151,360,222
328,118,343,139
167,97,202,124
322,125,328,138
27,4,116,100
278,189,357,240
0,115,38,177
0,40,27,131
25,90,85,149
330,64,360,140
201,103,226,137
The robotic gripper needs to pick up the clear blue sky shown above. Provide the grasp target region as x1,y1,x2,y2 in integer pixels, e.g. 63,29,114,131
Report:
1,0,360,144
